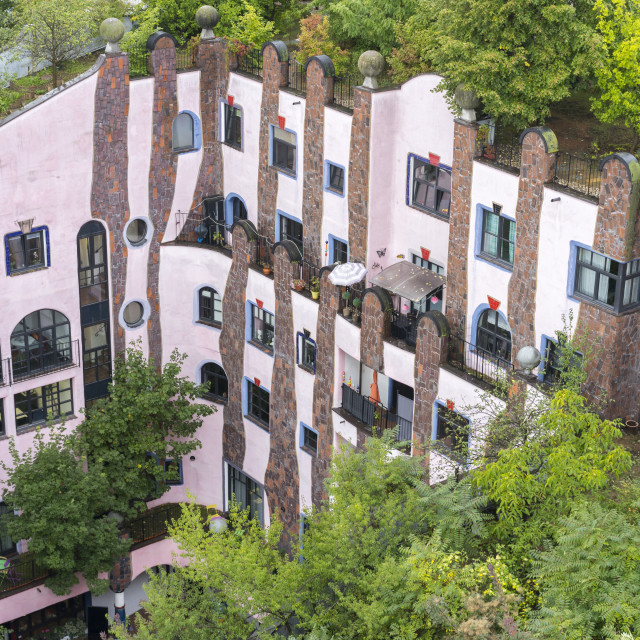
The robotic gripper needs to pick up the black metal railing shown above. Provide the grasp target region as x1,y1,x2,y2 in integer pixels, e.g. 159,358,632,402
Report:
475,125,521,171
176,46,198,72
296,259,321,293
251,235,274,270
341,384,412,442
128,503,184,546
10,339,80,385
553,151,600,199
333,74,354,110
127,44,152,78
287,60,306,94
338,281,365,315
175,210,233,255
446,334,514,385
0,554,49,597
390,311,419,348
238,48,263,78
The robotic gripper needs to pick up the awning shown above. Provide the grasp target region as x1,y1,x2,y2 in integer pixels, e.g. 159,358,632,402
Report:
368,260,446,303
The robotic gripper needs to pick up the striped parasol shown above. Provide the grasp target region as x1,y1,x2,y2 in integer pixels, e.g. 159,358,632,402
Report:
328,262,367,286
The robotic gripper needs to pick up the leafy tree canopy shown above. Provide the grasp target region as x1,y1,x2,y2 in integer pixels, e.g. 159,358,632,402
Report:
295,14,350,76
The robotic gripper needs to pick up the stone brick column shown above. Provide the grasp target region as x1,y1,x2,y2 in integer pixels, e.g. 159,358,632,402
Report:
347,87,373,265
311,266,340,505
91,53,131,356
446,119,478,338
413,312,449,455
360,287,392,373
507,127,557,356
302,56,334,266
265,242,300,546
257,41,289,241
109,547,131,622
190,36,228,208
146,33,178,365
578,153,640,419
220,223,253,468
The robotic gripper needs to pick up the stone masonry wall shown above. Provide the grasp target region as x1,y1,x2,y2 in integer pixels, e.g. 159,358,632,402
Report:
446,119,478,337
347,87,372,265
190,38,229,210
507,129,556,356
265,245,300,545
219,225,251,468
109,545,132,593
256,44,288,240
91,54,130,356
311,268,339,505
146,37,178,365
360,288,388,374
302,60,333,266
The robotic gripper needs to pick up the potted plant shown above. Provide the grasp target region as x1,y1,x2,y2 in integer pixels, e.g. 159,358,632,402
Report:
291,278,305,291
310,276,320,300
261,261,272,275
342,289,352,317
352,296,362,323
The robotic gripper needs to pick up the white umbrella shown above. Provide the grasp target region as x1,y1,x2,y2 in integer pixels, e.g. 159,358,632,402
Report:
328,262,367,286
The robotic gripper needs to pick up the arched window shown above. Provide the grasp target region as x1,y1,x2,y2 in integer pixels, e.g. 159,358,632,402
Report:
201,363,228,402
11,309,72,380
198,287,222,325
476,309,512,362
172,112,195,152
231,197,247,223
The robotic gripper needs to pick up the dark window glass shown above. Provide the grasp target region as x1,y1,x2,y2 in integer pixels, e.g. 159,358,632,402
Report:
481,209,515,265
0,399,4,437
412,158,451,217
14,379,73,431
0,502,15,555
251,306,274,351
172,113,195,152
476,309,512,362
297,334,316,371
272,127,296,174
123,302,144,327
543,340,583,385
279,215,303,256
11,309,72,380
78,229,108,306
327,163,344,194
163,459,183,485
232,198,247,223
332,239,348,265
302,425,318,454
199,287,222,325
436,405,470,455
411,254,444,313
126,219,148,245
224,104,242,148
247,381,270,428
201,362,228,402
7,229,46,273
82,323,111,385
575,247,620,308
227,464,263,524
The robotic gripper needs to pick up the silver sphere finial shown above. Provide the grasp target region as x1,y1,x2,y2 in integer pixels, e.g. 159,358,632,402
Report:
100,18,125,54
196,5,219,39
358,50,384,89
516,346,542,375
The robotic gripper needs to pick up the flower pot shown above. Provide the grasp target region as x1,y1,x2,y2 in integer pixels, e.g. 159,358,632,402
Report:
343,307,351,317
311,290,319,300
262,267,271,275
295,284,304,291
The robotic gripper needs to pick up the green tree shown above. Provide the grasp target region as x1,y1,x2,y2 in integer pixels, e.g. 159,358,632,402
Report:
388,0,602,130
1,344,213,595
295,14,350,75
218,0,275,54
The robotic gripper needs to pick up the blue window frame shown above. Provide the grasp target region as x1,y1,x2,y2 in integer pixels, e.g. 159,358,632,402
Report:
300,423,318,455
407,153,452,218
277,211,303,256
324,161,345,196
172,110,202,154
246,302,275,353
5,226,50,275
538,334,583,385
296,332,316,373
328,234,348,265
222,102,242,149
163,459,184,485
270,125,297,177
432,401,470,462
474,204,515,271
471,304,512,363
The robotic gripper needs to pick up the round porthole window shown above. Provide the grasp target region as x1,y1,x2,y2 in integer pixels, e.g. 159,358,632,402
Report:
123,301,144,327
125,219,148,246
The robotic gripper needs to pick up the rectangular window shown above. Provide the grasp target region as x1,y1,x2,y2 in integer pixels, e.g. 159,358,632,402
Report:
297,333,316,372
272,127,296,175
543,339,583,385
332,238,348,265
410,156,451,218
223,103,242,149
227,464,263,525
251,305,274,352
6,228,47,274
481,208,515,265
575,247,620,308
279,214,303,256
83,323,111,385
14,379,73,431
0,399,4,437
78,231,108,306
411,254,444,313
301,424,318,455
247,381,270,429
326,162,345,195
163,459,183,485
0,502,15,556
435,404,469,457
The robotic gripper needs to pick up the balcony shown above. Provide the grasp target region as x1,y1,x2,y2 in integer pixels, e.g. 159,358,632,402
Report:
0,554,48,598
445,334,514,388
175,209,233,257
340,383,412,443
8,338,80,385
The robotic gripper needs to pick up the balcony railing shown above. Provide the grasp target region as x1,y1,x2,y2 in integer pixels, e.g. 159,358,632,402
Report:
10,338,80,385
237,48,263,79
553,151,600,199
128,503,185,547
390,311,418,348
475,125,521,172
287,59,306,94
0,554,49,598
333,74,354,110
251,235,274,270
341,384,412,442
446,334,514,385
175,210,233,255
